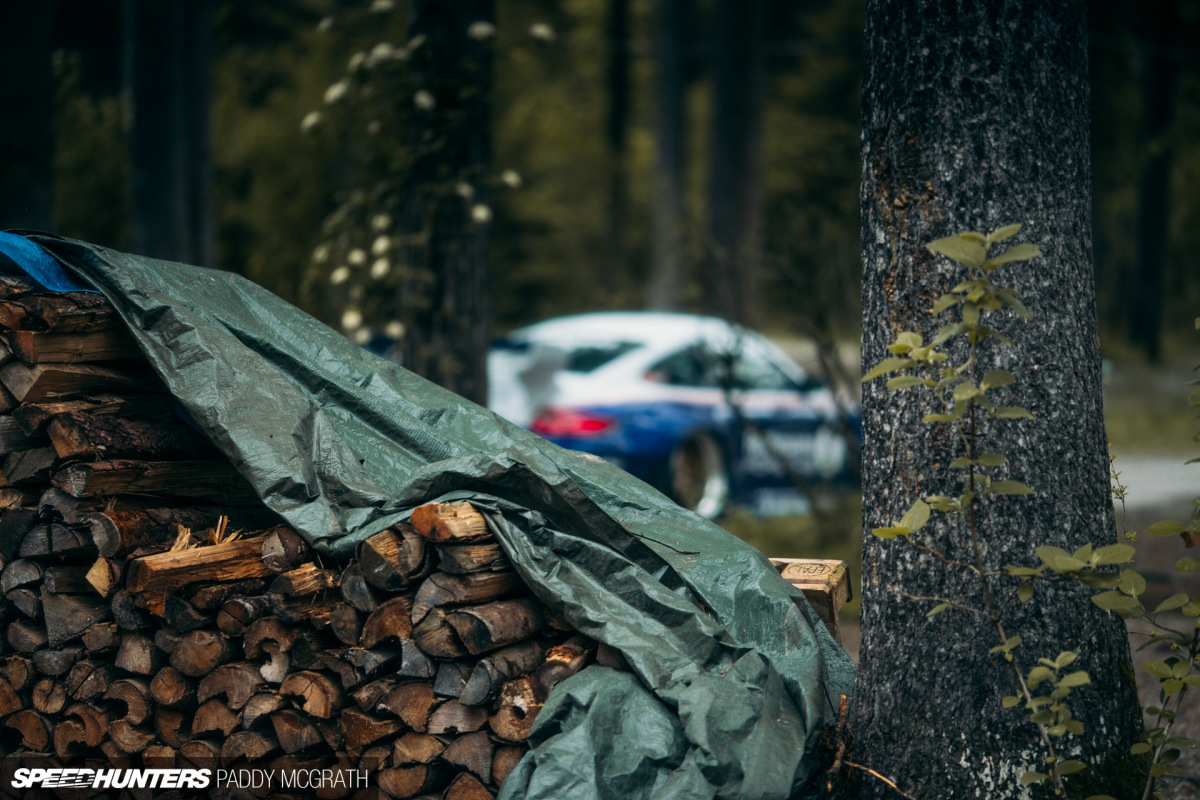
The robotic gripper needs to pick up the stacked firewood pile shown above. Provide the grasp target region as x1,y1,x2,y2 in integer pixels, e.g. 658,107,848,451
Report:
0,277,629,799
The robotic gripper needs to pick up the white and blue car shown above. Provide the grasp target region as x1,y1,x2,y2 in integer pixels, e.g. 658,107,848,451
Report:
488,312,860,519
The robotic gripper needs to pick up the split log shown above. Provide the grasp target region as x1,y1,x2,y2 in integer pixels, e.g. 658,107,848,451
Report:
410,608,468,659
81,621,120,654
54,702,108,758
6,620,47,652
271,562,340,596
433,661,472,699
0,361,152,403
52,458,259,504
64,660,117,701
460,640,549,707
47,409,215,462
41,564,91,594
31,678,66,714
261,525,307,572
377,681,439,733
3,446,57,485
391,732,446,765
126,536,274,593
241,691,285,729
114,631,164,675
360,595,414,648
153,627,182,654
150,666,196,708
443,771,495,800
4,709,52,750
0,291,119,333
221,729,280,763
156,706,194,748
534,635,595,697
0,508,36,559
445,598,548,656
0,676,22,717
216,594,272,635
19,521,94,557
85,557,123,598
0,416,45,454
4,326,141,364
271,594,343,626
85,507,271,558
169,630,232,677
12,392,173,436
435,542,509,575
279,671,344,719
409,502,492,543
340,565,379,612
193,697,240,737
359,524,431,591
410,571,524,625
110,719,156,753
164,595,212,632
1,656,35,690
492,745,527,787
272,707,324,754
1,559,41,593
111,589,155,630
32,645,82,677
426,700,488,736
376,764,450,799
177,737,221,767
5,587,40,617
488,677,544,743
104,678,151,725
198,662,265,710
340,708,404,752
352,676,402,713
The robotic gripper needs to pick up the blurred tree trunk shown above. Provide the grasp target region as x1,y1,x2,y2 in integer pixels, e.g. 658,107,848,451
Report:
1129,2,1177,364
604,0,630,302
125,0,214,267
706,0,764,325
396,0,493,406
0,2,55,232
647,0,685,311
854,2,1141,797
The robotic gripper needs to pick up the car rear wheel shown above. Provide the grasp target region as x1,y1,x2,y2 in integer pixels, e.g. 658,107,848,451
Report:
670,433,729,519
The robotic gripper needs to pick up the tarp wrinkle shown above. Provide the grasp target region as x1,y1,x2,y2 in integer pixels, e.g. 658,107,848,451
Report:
10,232,854,800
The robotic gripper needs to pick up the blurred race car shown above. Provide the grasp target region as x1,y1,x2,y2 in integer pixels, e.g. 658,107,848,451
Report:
488,312,860,519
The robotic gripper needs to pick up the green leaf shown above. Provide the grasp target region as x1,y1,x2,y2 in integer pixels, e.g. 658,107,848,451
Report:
959,231,987,242
949,457,974,469
932,322,966,346
962,302,981,329
923,413,958,423
1141,660,1173,679
989,243,1042,266
1176,556,1200,572
988,224,1022,242
1092,591,1141,612
1057,760,1087,776
1027,665,1054,688
1148,520,1187,537
994,406,1034,419
931,294,961,315
981,369,1015,390
1131,742,1152,755
900,499,931,532
928,236,987,268
991,480,1034,495
872,526,911,539
1181,598,1200,617
1018,583,1034,602
1055,651,1078,668
1166,737,1198,749
1059,670,1090,688
927,602,952,618
1020,771,1048,786
1000,293,1033,320
1002,695,1021,708
1093,543,1136,566
887,375,926,391
1118,569,1147,596
976,452,1006,466
1155,593,1190,614
861,357,917,383
1164,679,1184,695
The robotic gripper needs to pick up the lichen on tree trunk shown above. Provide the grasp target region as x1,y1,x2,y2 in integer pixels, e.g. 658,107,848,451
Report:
853,2,1141,798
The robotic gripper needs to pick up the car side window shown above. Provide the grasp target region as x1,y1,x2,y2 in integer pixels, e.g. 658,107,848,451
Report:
651,345,721,387
651,343,799,391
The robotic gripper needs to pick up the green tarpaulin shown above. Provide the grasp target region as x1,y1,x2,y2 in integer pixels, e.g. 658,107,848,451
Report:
16,233,855,800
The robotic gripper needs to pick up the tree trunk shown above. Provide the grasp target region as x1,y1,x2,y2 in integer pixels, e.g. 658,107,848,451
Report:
0,2,55,232
125,0,214,267
604,0,630,304
854,2,1141,798
646,0,686,311
705,0,765,326
396,0,493,406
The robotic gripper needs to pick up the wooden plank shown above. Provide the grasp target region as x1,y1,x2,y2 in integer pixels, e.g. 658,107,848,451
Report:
5,327,141,365
769,558,850,644
0,362,156,403
125,537,274,594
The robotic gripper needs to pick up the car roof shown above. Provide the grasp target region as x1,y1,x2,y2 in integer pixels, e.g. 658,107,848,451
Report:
507,311,737,349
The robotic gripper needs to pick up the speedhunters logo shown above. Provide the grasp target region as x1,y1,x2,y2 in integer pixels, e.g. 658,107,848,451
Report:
10,766,370,792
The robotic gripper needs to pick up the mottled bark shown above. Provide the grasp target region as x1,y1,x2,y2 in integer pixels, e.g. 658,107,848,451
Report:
854,2,1140,798
396,0,493,406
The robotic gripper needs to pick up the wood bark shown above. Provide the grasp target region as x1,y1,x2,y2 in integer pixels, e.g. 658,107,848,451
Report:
854,2,1141,796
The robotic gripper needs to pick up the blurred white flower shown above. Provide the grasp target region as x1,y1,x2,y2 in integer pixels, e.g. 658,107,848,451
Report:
372,235,391,256
467,21,496,41
471,204,492,224
330,266,350,285
385,321,405,339
529,22,555,42
368,0,394,13
408,34,427,52
348,52,366,72
371,214,392,231
300,111,322,133
414,90,435,110
500,169,522,188
317,16,333,33
370,258,391,279
324,80,350,104
455,182,474,199
342,309,364,330
354,328,372,345
312,244,330,263
348,248,367,266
